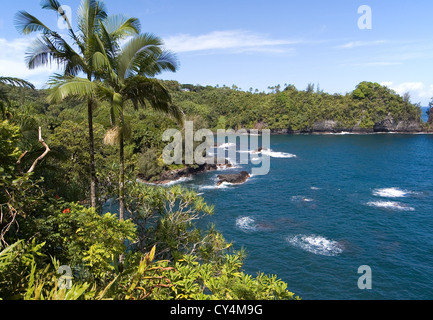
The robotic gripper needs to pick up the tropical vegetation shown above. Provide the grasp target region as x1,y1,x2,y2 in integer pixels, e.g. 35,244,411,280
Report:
1,0,300,301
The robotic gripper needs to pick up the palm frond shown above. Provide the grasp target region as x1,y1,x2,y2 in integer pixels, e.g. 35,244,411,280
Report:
25,34,84,74
14,11,53,35
131,50,179,77
102,15,141,40
47,77,98,103
122,76,184,124
98,22,119,59
92,51,112,71
0,77,35,89
78,0,107,40
40,0,62,11
47,73,73,86
25,37,59,69
117,33,163,81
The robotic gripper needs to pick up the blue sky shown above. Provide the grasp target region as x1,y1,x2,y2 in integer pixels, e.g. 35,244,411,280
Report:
1,0,433,104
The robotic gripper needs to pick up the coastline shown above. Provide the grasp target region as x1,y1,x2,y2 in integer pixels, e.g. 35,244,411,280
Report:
138,128,432,186
137,163,234,186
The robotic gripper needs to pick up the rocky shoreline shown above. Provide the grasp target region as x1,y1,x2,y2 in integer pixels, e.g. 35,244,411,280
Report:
139,118,432,185
268,118,432,135
138,163,234,185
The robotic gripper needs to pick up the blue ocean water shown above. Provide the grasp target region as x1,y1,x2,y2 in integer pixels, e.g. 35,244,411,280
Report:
178,133,433,300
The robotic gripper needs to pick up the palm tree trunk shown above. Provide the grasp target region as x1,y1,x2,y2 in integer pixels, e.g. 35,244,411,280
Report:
88,97,97,208
118,110,125,268
119,120,125,222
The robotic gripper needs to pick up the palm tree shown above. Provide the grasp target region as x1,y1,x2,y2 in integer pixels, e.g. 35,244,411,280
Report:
15,0,140,208
100,34,183,224
48,32,183,224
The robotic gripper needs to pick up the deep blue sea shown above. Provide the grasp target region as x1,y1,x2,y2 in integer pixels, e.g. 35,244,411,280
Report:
174,131,433,300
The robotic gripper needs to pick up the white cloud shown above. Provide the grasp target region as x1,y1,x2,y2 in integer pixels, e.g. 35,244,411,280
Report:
163,30,297,54
337,40,386,49
351,61,402,67
0,37,60,88
381,81,433,104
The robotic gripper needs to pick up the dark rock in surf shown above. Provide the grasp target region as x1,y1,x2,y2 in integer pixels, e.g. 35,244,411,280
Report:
217,171,250,186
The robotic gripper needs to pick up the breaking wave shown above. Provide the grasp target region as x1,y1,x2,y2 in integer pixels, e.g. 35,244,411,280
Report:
373,187,410,198
236,216,258,232
261,149,297,158
199,181,232,190
286,235,344,256
139,177,192,186
217,143,236,149
367,201,415,211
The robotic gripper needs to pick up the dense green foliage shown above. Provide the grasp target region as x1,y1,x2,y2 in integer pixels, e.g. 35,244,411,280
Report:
166,81,423,131
0,117,299,300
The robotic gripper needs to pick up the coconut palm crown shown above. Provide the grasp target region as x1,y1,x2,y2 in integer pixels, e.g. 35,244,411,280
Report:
15,0,141,207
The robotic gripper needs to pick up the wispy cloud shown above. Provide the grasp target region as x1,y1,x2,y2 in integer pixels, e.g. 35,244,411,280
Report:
381,81,433,102
163,30,298,54
0,37,59,88
337,40,387,49
350,61,402,67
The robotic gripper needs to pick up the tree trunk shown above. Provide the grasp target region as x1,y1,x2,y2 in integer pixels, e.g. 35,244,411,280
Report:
88,98,97,208
118,110,125,267
119,114,125,222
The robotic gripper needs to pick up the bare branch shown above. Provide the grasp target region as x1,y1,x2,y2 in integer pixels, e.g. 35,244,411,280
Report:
27,127,50,173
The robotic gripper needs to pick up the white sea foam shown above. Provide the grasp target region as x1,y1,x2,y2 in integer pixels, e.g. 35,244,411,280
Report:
238,148,296,159
140,176,193,186
367,201,415,211
373,187,409,198
236,216,258,232
291,196,314,202
286,235,344,256
199,181,231,190
335,132,354,135
162,177,193,186
261,149,297,158
218,143,236,149
310,187,321,190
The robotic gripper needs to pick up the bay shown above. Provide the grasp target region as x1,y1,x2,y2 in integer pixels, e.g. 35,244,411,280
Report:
179,133,433,300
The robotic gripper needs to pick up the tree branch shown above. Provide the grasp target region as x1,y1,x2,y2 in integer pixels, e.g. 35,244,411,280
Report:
27,127,50,173
16,151,28,174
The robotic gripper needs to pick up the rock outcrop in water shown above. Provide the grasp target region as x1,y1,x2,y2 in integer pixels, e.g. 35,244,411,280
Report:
140,163,232,185
373,116,423,133
217,171,250,186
